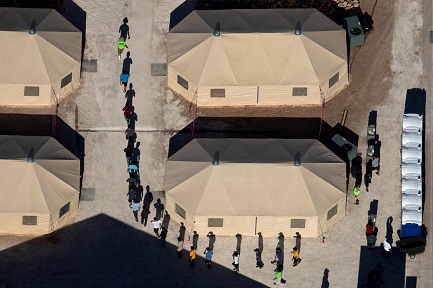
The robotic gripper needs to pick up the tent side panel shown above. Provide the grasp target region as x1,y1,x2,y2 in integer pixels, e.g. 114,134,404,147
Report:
258,85,322,105
0,84,52,106
48,192,79,233
256,216,319,237
317,197,346,235
323,64,349,102
166,193,196,232
167,67,197,103
0,213,50,235
197,86,257,106
194,216,256,236
58,65,81,101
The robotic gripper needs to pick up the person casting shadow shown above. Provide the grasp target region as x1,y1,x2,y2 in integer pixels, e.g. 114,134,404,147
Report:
125,83,136,106
386,216,393,245
207,231,216,251
294,232,302,253
179,222,186,241
154,198,164,219
129,107,138,130
119,17,130,40
257,232,264,254
277,232,285,252
122,51,133,74
132,142,141,164
236,233,242,255
192,231,199,249
135,185,143,202
143,185,153,209
321,268,330,288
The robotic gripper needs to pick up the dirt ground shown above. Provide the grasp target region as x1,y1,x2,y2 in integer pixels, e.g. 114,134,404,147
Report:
0,0,432,287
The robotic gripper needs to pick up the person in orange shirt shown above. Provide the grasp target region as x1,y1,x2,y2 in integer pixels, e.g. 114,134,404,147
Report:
292,247,302,267
189,246,196,268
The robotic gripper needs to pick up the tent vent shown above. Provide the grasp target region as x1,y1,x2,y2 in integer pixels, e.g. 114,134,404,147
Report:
294,151,301,166
291,219,306,228
208,218,224,227
175,203,186,219
59,202,71,218
24,86,39,96
212,151,220,166
329,72,339,88
210,89,225,98
27,147,35,163
22,216,37,225
327,204,338,220
292,87,308,96
29,20,36,35
61,73,73,88
294,21,302,35
213,22,221,37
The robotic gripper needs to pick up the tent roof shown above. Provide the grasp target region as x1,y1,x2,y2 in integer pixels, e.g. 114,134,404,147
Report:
0,136,80,214
166,139,346,217
167,9,347,87
0,8,81,85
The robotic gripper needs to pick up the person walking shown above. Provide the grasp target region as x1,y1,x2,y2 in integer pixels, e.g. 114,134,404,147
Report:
189,246,196,268
232,251,239,272
125,125,135,140
272,247,284,269
383,237,391,258
127,186,136,207
117,37,128,60
273,267,283,285
254,248,264,269
120,70,130,94
372,154,380,175
128,161,138,175
151,217,162,238
204,247,213,269
119,18,130,40
131,200,139,222
354,185,361,205
364,159,373,192
140,206,150,226
123,103,132,123
207,231,216,251
176,237,184,259
124,145,133,165
292,247,302,266
160,226,168,247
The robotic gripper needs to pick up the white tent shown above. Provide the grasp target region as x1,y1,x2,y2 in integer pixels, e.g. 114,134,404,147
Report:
165,139,347,237
0,136,80,235
167,9,348,106
0,8,82,106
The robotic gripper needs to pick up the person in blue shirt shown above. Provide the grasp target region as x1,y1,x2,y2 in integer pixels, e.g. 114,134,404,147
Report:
119,70,130,93
204,247,213,269
128,161,138,174
131,200,140,222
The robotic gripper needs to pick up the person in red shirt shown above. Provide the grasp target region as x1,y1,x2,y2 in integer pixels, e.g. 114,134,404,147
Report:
366,220,374,236
123,104,132,123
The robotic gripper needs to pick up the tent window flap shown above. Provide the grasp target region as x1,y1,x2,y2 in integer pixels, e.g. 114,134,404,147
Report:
61,73,73,88
291,219,306,228
210,89,225,97
292,87,308,96
22,216,37,225
177,75,188,90
175,203,186,219
327,204,338,220
208,218,223,227
329,72,339,88
59,202,70,218
24,86,39,96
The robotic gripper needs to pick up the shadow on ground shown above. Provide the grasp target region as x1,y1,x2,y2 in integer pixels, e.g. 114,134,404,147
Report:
0,114,85,190
0,214,266,288
357,246,405,287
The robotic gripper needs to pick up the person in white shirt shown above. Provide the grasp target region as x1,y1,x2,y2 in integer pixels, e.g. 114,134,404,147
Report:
232,251,240,272
151,217,162,238
383,237,391,258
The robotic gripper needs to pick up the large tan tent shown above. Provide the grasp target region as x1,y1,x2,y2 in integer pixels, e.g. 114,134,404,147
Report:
0,136,80,235
165,139,347,237
167,9,349,107
0,8,82,106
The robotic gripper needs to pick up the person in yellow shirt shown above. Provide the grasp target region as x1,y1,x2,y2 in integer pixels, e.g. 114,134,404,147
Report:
189,246,196,268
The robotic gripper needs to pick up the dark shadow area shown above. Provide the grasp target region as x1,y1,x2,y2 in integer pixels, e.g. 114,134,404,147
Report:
405,276,417,288
179,222,186,241
321,268,330,288
192,231,199,249
122,51,133,74
357,246,405,288
236,233,242,255
60,0,87,64
154,198,164,219
0,0,61,8
0,214,266,288
386,216,393,245
169,0,196,30
119,17,130,40
143,185,154,209
277,232,285,252
333,122,359,149
294,232,302,253
257,232,263,254
162,211,171,228
368,200,378,218
125,84,136,106
207,231,216,251
0,114,84,192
